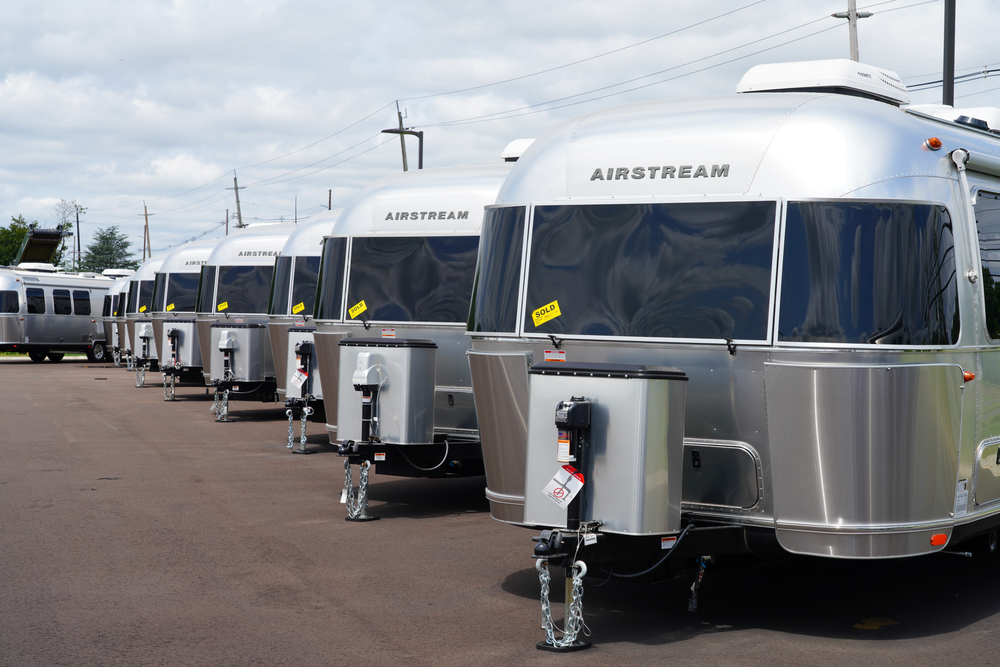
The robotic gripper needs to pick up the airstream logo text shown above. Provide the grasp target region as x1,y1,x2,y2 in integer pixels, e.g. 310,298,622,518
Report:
590,165,730,180
384,211,469,221
237,250,278,257
184,260,207,265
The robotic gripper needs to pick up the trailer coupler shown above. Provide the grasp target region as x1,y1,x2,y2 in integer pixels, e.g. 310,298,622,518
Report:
531,526,599,652
341,456,378,522
285,398,315,454
162,366,179,401
135,359,149,388
211,386,231,422
112,346,121,367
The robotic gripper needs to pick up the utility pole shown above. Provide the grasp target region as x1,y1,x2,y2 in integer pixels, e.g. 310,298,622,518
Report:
225,209,229,236
75,204,81,270
229,172,245,229
943,0,956,106
832,1,872,62
396,104,409,172
139,203,153,261
294,195,298,224
328,189,332,210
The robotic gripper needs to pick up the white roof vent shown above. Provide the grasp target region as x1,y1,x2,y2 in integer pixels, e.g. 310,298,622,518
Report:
501,138,536,162
102,268,135,277
737,59,909,105
16,262,58,272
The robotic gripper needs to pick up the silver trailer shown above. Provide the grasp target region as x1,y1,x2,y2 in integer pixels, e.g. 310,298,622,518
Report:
124,257,165,385
467,59,1000,647
310,151,524,519
101,273,135,366
265,209,343,451
0,263,115,362
194,223,297,421
151,237,223,400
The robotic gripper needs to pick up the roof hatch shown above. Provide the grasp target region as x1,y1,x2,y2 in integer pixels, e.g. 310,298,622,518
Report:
737,59,909,106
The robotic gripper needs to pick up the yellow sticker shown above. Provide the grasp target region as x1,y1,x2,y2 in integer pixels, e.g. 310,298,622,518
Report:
166,303,175,312
349,300,367,319
292,301,305,314
139,305,146,313
531,300,561,327
217,301,229,311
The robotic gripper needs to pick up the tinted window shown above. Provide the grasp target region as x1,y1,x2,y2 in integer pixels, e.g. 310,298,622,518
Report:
268,256,292,315
137,280,154,314
165,273,200,313
0,290,18,313
73,290,91,316
102,294,112,317
779,201,958,345
112,294,121,317
127,281,138,313
524,202,776,340
53,289,72,315
216,265,274,313
977,192,1000,340
316,237,348,320
152,273,167,312
346,236,480,323
468,206,525,333
290,256,321,316
196,265,217,313
26,288,45,314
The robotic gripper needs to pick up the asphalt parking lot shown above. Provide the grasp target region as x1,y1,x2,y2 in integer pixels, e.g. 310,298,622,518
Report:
3,357,1000,666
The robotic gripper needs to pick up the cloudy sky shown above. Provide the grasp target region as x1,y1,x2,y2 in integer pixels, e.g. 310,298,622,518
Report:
3,0,999,263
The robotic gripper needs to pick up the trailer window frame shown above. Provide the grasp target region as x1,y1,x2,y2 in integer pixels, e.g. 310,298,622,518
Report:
196,265,217,314
467,205,527,336
163,273,200,313
73,290,91,316
268,256,293,315
25,287,45,314
215,264,275,314
0,290,19,314
974,189,1000,342
315,237,349,321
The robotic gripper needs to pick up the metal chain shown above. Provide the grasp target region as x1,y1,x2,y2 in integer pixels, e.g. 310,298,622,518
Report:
211,389,220,415
163,373,175,401
113,348,121,367
216,390,229,422
299,406,313,451
344,459,371,519
135,364,145,388
286,409,295,449
537,559,588,649
126,354,134,371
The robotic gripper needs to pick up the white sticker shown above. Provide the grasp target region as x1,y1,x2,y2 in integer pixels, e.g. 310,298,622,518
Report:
374,452,386,461
544,350,566,362
557,433,573,463
583,533,597,546
955,479,969,517
661,536,677,550
340,488,348,503
232,386,239,391
289,369,307,389
381,328,396,338
294,320,305,326
235,317,244,324
542,465,585,508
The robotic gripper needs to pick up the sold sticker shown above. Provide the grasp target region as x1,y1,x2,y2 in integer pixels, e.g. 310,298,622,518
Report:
217,301,229,311
349,300,367,319
542,464,584,509
531,300,561,327
166,303,175,312
139,305,146,313
292,302,305,314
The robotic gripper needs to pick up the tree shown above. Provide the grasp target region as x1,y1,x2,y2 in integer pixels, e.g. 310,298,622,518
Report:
0,215,34,266
53,199,83,269
79,226,140,272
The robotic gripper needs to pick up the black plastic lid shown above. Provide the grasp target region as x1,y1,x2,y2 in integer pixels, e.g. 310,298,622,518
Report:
210,322,267,329
339,337,437,349
290,326,317,333
167,318,197,323
529,361,688,381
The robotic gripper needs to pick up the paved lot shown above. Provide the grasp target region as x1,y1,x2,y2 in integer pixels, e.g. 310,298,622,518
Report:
3,357,1000,666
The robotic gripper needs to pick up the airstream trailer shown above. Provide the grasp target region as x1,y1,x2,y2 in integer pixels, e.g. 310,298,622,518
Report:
0,263,114,362
151,237,223,400
125,256,165,385
266,209,343,451
468,59,1000,646
101,273,135,366
194,223,297,421
311,151,525,518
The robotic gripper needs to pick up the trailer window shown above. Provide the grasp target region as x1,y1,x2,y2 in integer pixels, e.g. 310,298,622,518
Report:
196,266,217,313
73,290,91,316
215,265,274,313
102,294,111,317
165,274,200,313
127,281,138,314
346,236,480,323
290,256,321,317
268,256,292,315
26,288,45,314
779,202,958,345
976,192,1000,340
523,202,776,340
136,280,154,314
468,206,525,333
316,237,348,320
0,290,18,313
53,289,72,315
152,274,167,312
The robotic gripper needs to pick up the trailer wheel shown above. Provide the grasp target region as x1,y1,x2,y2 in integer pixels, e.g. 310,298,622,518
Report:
87,342,106,363
27,351,47,363
47,352,64,362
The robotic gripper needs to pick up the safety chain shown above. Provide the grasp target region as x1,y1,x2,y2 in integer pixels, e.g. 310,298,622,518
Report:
537,559,589,649
286,409,296,449
113,348,121,367
688,556,709,612
215,389,230,422
135,363,146,388
126,354,134,371
211,389,220,415
163,373,176,401
344,459,372,519
299,406,314,450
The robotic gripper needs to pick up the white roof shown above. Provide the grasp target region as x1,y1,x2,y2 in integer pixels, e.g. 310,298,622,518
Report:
280,209,343,257
204,223,298,266
157,237,223,274
128,256,166,283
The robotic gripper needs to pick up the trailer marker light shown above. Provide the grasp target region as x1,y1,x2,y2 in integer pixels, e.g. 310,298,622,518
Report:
925,137,943,151
963,371,976,382
930,533,947,546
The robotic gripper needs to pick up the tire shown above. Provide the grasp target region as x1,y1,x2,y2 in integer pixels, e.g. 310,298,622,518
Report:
87,341,107,363
27,351,47,363
47,352,64,362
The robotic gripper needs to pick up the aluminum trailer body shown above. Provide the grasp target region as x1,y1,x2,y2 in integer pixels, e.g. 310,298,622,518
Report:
312,156,518,481
0,264,115,362
124,257,165,371
101,274,133,366
469,59,1000,567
